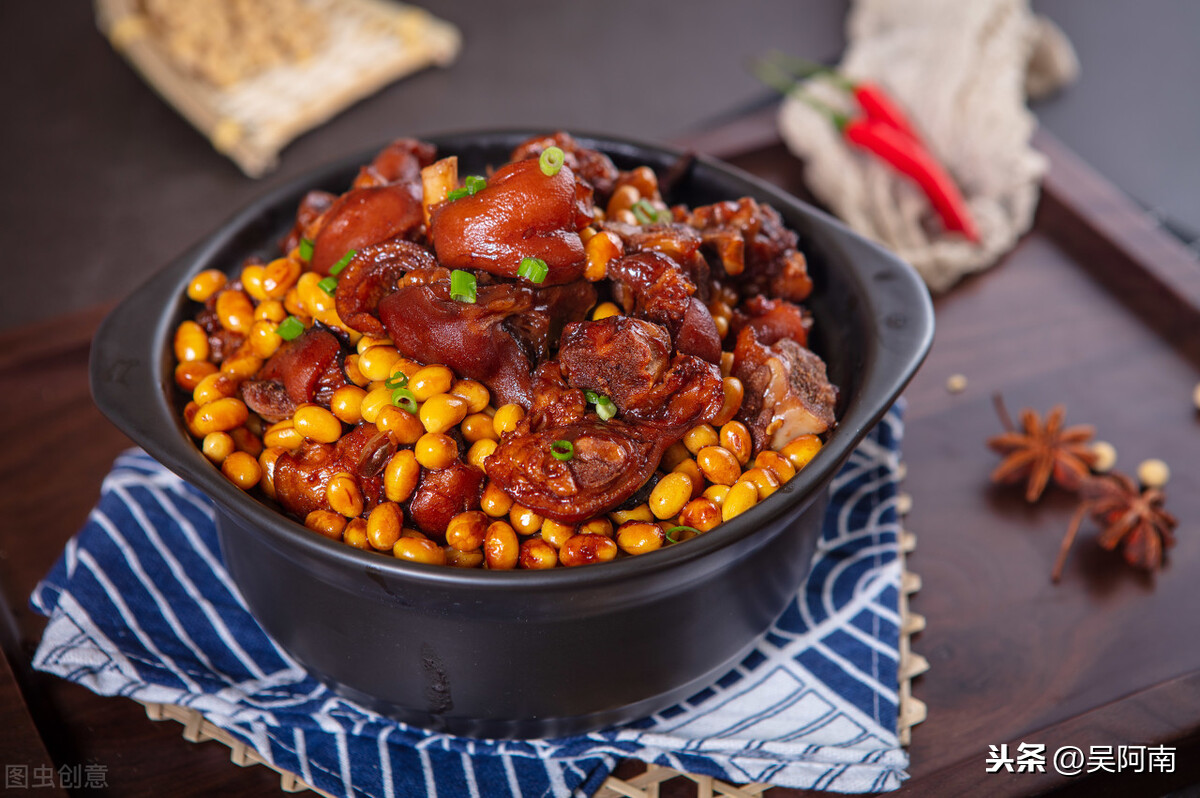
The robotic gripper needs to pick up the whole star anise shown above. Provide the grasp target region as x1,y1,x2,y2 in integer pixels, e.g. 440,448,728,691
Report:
1052,472,1178,582
987,396,1098,502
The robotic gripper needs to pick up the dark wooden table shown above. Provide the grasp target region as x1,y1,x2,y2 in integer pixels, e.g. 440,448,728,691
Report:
3,104,1199,796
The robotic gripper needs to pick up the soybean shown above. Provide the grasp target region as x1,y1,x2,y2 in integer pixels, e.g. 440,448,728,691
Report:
519,538,558,569
367,502,404,550
649,472,693,519
384,450,420,503
484,521,519,570
616,522,664,556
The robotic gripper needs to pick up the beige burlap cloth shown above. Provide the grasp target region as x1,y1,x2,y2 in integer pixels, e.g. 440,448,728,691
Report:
779,0,1078,292
97,0,461,177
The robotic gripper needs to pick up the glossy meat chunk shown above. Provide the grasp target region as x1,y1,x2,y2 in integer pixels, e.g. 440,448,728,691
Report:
351,138,437,189
310,183,425,276
273,423,392,518
408,460,485,536
299,139,434,266
486,364,667,523
601,221,707,287
608,251,690,325
558,317,723,431
334,239,437,336
429,158,590,284
730,296,812,348
240,380,293,425
685,197,814,302
560,317,669,409
607,251,721,363
510,131,620,200
378,278,595,408
675,297,722,364
732,327,837,452
487,420,665,524
242,327,345,422
523,362,588,429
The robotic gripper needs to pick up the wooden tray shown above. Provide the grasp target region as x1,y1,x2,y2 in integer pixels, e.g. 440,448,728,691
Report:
2,104,1198,796
672,105,1200,797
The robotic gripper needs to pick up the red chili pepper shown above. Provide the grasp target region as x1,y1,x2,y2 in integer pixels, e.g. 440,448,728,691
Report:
760,53,927,144
843,117,979,242
756,54,980,242
851,82,924,146
783,87,980,243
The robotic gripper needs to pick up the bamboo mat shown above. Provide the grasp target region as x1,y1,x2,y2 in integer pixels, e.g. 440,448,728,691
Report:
95,0,460,177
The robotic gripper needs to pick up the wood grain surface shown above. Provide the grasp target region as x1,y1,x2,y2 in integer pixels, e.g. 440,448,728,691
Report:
2,116,1198,796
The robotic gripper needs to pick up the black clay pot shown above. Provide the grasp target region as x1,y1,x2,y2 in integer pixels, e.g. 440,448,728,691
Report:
90,131,933,739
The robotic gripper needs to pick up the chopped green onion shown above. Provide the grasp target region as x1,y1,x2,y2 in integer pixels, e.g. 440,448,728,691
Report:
539,146,565,176
664,525,700,543
633,198,667,226
584,390,617,421
330,249,357,276
629,200,672,225
391,387,418,413
318,276,338,295
384,372,409,390
595,396,618,421
550,439,574,461
464,175,487,195
450,269,477,303
446,176,487,203
517,257,549,284
298,237,314,261
277,316,305,341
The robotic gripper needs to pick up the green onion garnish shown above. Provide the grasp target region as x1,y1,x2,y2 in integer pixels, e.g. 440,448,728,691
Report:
276,316,305,341
632,199,663,226
391,387,418,413
539,146,565,176
298,237,314,261
632,201,653,225
318,276,338,295
464,175,487,195
550,439,574,461
384,372,409,390
517,257,549,284
330,249,356,276
664,525,700,543
584,389,617,421
446,187,469,201
450,269,477,303
595,396,617,421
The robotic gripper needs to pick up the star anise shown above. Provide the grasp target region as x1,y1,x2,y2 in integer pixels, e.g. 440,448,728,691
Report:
1052,472,1178,582
987,396,1098,502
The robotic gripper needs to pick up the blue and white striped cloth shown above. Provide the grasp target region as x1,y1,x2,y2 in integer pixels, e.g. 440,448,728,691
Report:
32,404,909,796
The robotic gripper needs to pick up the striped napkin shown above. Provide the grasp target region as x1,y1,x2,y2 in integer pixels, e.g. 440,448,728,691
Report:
31,404,909,796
